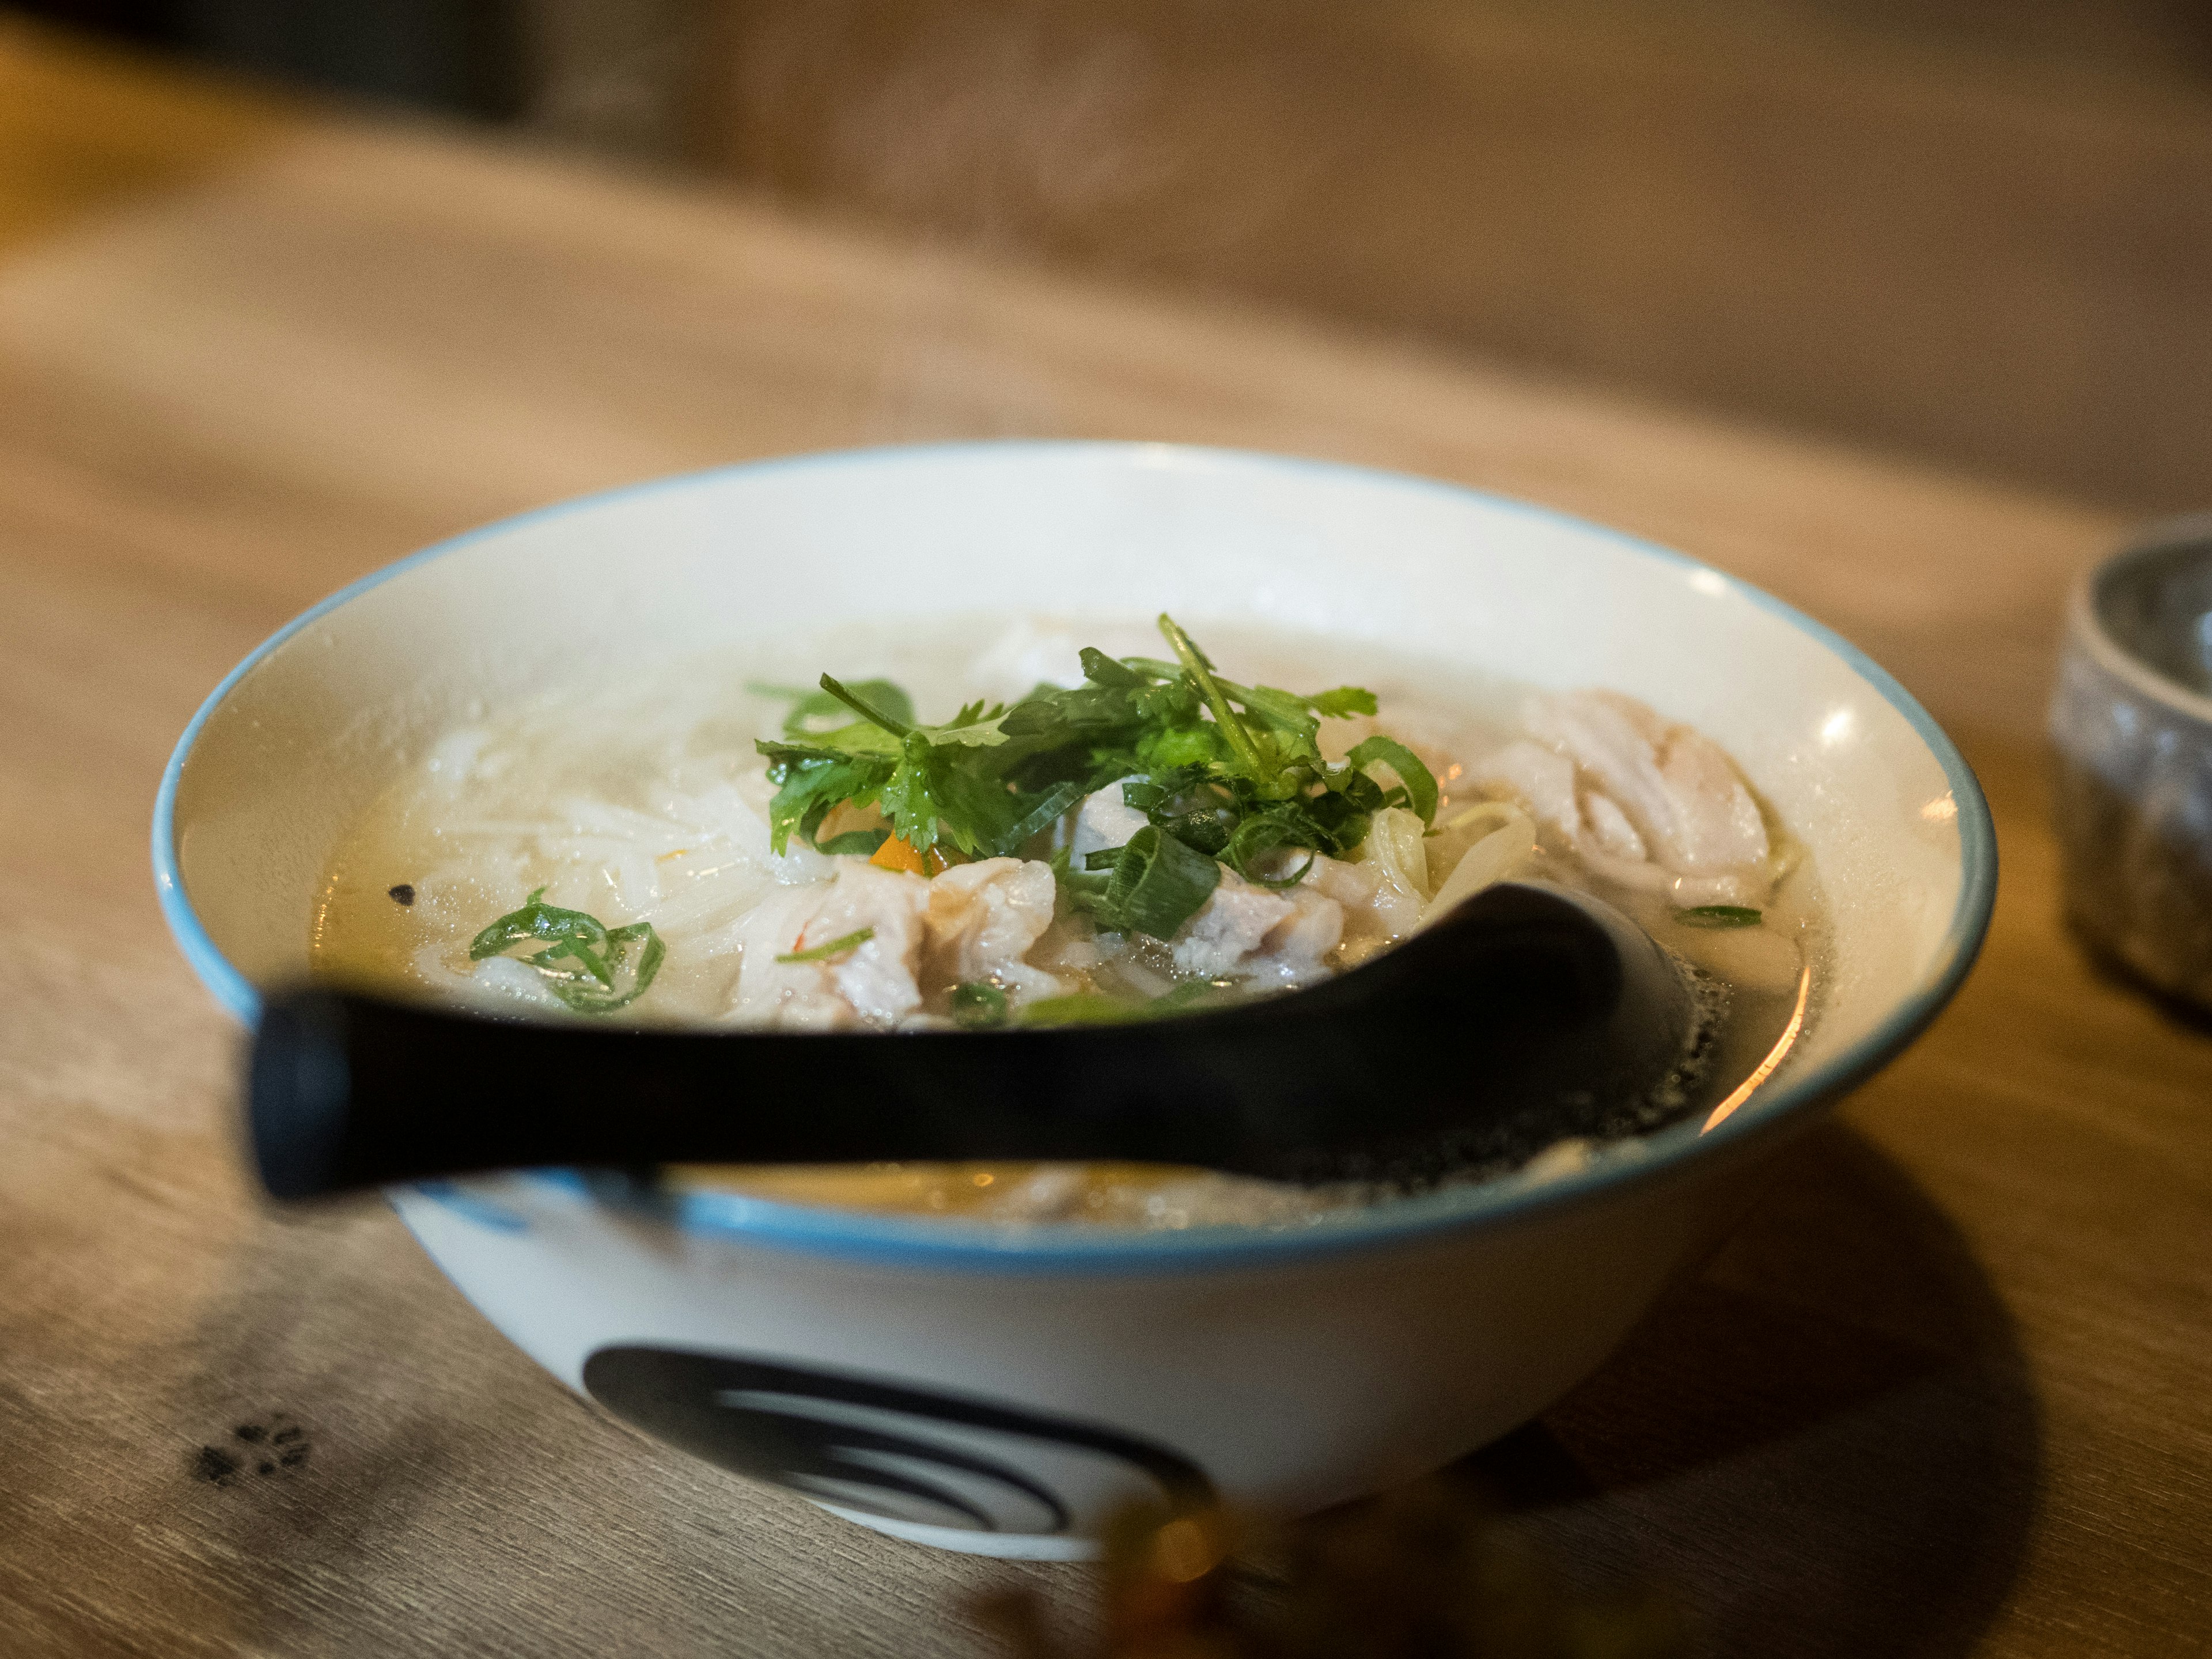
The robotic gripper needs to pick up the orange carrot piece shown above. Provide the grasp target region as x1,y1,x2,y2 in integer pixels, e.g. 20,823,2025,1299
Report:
870,835,927,874
870,835,971,876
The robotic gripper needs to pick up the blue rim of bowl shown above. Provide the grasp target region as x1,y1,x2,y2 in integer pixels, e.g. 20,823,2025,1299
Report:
155,440,1998,1274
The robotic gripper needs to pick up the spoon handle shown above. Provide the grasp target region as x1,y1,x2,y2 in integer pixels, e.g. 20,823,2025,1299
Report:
248,990,1239,1198
249,882,1694,1200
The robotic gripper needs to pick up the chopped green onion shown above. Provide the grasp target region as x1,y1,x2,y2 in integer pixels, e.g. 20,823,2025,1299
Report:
987,779,1086,858
1018,993,1138,1027
1675,905,1763,929
1144,978,1232,1018
469,889,663,1013
753,618,1424,918
1345,734,1439,825
1019,978,1232,1028
949,982,1010,1029
1104,825,1222,940
1222,814,1316,888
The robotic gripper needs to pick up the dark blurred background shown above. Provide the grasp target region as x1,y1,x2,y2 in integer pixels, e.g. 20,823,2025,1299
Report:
17,0,2209,510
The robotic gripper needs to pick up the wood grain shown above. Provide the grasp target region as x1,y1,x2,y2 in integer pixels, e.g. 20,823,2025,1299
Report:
1,27,2207,1658
0,16,296,257
703,0,2212,511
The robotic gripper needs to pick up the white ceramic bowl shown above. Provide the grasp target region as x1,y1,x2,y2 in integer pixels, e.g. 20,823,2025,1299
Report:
156,443,1994,1558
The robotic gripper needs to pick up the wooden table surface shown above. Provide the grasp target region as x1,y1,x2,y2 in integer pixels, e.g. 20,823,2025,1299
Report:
3,21,2207,1658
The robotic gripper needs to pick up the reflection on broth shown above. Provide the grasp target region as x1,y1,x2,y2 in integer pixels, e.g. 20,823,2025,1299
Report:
313,615,1825,1227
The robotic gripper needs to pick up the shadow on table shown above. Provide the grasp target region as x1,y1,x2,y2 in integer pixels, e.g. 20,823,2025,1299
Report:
1460,1123,2040,1659
2073,924,2212,1042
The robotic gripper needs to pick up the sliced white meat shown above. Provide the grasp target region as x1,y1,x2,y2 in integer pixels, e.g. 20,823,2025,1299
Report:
1581,790,1647,861
1071,779,1150,859
727,862,930,1029
1172,868,1343,987
1471,740,1583,846
1263,886,1349,984
1171,872,1289,976
924,857,1069,1001
1264,845,1419,952
1647,709,1769,874
1524,691,1768,877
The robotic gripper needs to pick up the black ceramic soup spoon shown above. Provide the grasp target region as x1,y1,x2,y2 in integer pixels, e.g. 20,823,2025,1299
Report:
245,880,1696,1201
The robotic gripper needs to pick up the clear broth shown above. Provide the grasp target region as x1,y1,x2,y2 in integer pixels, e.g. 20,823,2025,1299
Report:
313,618,1825,1229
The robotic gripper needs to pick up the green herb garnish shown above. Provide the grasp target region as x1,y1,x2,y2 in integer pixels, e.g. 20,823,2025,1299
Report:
1019,978,1232,1028
1073,825,1224,940
754,614,1438,939
756,676,1030,861
813,828,892,857
1017,992,1137,1027
752,678,916,738
949,981,1010,1029
468,888,663,1013
1017,999,1141,1026
1674,905,1763,929
775,926,876,963
1344,733,1439,823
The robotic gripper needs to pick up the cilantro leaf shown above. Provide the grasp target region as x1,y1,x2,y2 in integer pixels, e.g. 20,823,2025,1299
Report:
1135,722,1219,771
817,673,916,737
752,618,1426,916
814,828,891,856
753,677,915,737
1078,646,1145,687
760,751,896,853
1310,686,1379,717
1157,615,1298,797
812,676,1021,857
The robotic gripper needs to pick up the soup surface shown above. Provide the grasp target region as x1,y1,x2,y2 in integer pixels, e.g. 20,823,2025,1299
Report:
313,616,1824,1228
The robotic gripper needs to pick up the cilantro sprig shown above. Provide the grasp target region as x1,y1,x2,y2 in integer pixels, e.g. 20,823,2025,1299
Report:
753,615,1439,942
756,676,1028,859
469,888,664,1013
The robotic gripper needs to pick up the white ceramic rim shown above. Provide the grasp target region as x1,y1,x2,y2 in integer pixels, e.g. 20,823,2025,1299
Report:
153,441,1997,1274
2067,512,2212,729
